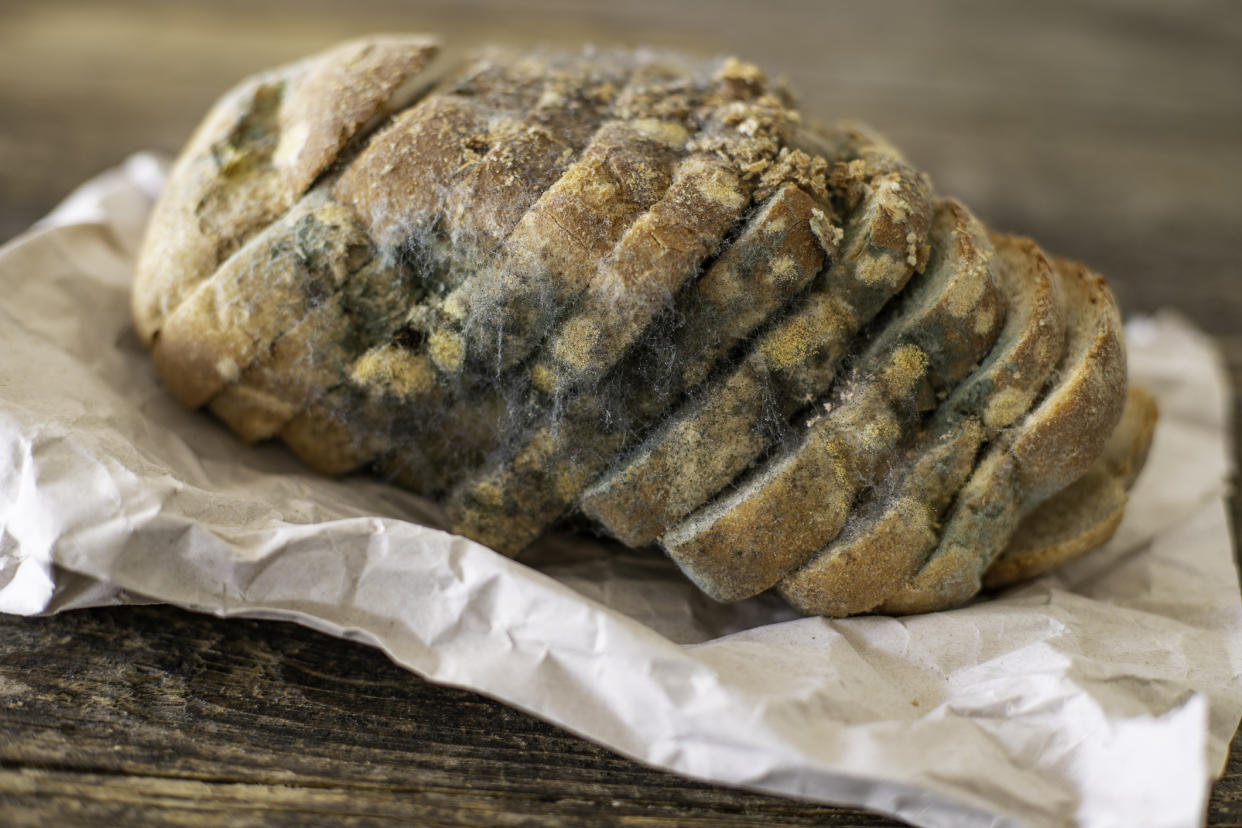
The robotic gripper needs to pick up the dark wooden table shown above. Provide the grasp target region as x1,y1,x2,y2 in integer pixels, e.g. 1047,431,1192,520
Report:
2,1,1239,825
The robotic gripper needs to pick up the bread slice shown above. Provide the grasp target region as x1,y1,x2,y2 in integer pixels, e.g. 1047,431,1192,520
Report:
577,132,932,547
880,255,1127,614
982,384,1157,589
662,198,1003,602
133,36,439,346
777,233,1067,616
278,36,443,198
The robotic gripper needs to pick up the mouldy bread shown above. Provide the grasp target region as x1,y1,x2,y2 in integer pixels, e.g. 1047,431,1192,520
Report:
134,36,1153,616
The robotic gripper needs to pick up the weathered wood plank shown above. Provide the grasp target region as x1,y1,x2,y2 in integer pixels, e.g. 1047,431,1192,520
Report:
0,606,901,827
3,602,1240,825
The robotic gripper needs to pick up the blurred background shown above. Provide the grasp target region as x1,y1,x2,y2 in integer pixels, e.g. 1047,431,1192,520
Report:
2,0,1239,333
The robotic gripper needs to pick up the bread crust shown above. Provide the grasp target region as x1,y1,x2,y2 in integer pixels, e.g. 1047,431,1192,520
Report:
133,36,439,347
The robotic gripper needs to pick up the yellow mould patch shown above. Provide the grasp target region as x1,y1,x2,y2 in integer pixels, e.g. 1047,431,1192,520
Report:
984,386,1032,431
765,215,789,235
428,329,465,372
946,263,988,317
473,479,504,509
629,118,690,148
351,346,435,397
530,363,558,393
760,314,816,369
881,344,929,398
554,318,601,370
974,304,996,336
769,254,799,285
694,167,746,209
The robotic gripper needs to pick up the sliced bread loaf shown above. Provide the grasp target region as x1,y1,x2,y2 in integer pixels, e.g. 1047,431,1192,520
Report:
136,40,1145,617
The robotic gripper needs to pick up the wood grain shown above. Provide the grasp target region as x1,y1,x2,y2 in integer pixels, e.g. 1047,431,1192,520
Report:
0,606,899,828
0,1,1239,825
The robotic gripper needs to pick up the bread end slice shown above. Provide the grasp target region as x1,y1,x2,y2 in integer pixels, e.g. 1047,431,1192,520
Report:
983,385,1158,588
133,36,439,347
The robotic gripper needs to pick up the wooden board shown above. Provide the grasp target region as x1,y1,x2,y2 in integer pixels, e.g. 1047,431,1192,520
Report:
1,1,1239,825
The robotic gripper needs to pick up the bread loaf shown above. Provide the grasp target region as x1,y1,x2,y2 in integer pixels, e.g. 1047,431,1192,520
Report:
134,36,1154,616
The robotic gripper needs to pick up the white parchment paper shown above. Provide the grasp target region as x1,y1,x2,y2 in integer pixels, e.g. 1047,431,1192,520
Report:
1,155,1238,828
